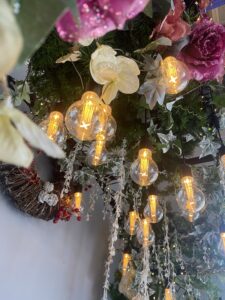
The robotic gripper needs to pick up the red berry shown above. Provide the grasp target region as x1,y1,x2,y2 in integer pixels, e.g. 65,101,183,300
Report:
74,208,80,213
77,216,81,221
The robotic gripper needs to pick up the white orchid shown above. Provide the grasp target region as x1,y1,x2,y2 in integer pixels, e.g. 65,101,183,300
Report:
0,0,23,78
90,45,140,104
0,90,65,168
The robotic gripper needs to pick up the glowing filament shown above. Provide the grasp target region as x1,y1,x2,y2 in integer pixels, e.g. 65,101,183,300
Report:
80,99,95,130
138,149,152,186
221,232,225,250
122,253,131,275
149,195,158,223
129,211,138,236
142,218,150,247
181,176,196,214
74,192,82,210
165,288,174,300
92,133,106,166
98,104,111,132
221,154,225,169
47,111,63,141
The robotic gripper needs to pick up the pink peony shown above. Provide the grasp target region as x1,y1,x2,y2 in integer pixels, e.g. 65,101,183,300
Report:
56,0,149,43
178,17,225,81
155,0,191,42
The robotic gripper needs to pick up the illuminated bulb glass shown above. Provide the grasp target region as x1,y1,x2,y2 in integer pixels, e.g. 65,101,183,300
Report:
40,111,65,146
74,192,82,210
161,56,190,95
92,104,117,141
221,154,225,168
137,218,155,247
125,211,139,236
144,195,163,223
122,253,131,275
165,288,175,300
220,232,225,250
65,91,101,141
87,132,107,166
182,210,200,223
176,176,205,214
130,148,158,187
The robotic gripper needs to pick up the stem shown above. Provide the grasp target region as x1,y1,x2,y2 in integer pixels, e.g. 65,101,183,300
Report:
70,60,84,90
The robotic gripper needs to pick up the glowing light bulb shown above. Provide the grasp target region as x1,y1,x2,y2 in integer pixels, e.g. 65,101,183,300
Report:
181,176,196,214
129,211,138,236
136,218,155,247
161,56,190,95
176,175,205,220
142,218,149,247
221,232,225,250
122,253,131,275
40,111,65,146
165,288,175,300
65,91,101,141
74,192,82,210
87,132,107,167
221,154,225,169
130,148,158,187
144,195,163,223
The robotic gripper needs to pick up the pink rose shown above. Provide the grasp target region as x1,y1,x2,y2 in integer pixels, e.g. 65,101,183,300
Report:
155,0,191,42
56,0,149,43
178,17,225,81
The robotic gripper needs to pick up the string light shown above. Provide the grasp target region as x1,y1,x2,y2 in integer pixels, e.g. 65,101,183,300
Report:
129,211,139,236
74,192,82,210
165,287,175,300
144,194,163,223
122,253,131,275
161,56,190,95
87,132,107,166
65,91,101,141
130,148,158,187
40,111,65,146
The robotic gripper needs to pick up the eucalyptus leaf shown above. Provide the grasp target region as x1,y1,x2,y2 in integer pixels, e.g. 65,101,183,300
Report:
16,0,78,63
135,37,172,54
143,2,152,18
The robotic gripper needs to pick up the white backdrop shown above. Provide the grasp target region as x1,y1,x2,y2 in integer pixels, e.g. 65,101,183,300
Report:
0,193,109,300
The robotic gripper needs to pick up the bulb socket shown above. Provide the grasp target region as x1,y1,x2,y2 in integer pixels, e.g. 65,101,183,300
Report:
180,164,192,178
71,183,82,193
147,185,157,196
140,134,152,149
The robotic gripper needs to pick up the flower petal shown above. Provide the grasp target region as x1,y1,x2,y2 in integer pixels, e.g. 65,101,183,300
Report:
117,71,139,94
5,108,65,159
102,82,118,104
117,56,140,75
0,116,33,167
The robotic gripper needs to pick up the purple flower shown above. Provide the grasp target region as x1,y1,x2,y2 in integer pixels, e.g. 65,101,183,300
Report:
56,0,149,43
178,17,225,81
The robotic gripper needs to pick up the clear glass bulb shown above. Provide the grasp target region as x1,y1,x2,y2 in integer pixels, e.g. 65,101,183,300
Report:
40,111,66,147
130,148,158,187
125,211,139,236
182,210,200,223
65,91,101,141
121,253,131,275
161,56,190,95
87,132,107,166
92,104,117,141
165,288,175,300
73,192,82,210
136,218,155,247
144,195,163,223
176,176,205,214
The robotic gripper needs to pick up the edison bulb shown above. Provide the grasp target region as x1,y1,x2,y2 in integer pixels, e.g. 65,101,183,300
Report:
137,218,155,247
176,176,205,214
87,132,107,166
125,211,139,236
161,56,190,95
73,192,82,210
165,288,175,300
92,104,117,141
182,210,200,223
40,111,65,146
220,232,225,251
144,195,163,223
122,253,131,275
130,148,158,187
65,91,101,141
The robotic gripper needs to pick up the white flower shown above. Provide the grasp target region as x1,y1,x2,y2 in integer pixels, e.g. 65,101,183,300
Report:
90,45,140,104
56,50,81,64
78,38,94,47
0,99,65,168
0,0,23,78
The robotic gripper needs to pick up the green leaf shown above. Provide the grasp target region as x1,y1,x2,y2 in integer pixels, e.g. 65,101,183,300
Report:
16,0,78,63
144,2,152,18
135,37,172,53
